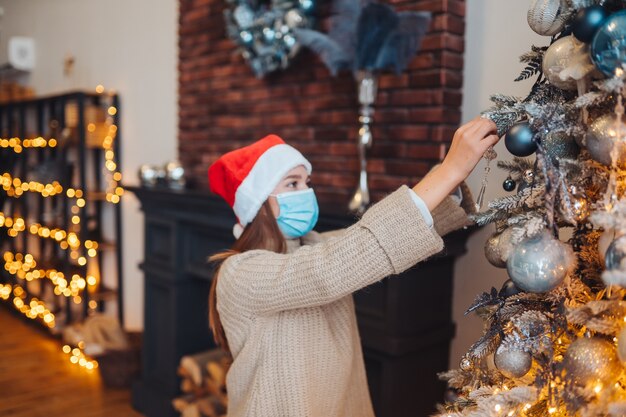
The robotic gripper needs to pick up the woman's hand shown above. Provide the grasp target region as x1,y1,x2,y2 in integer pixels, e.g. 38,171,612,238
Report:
440,117,499,184
412,117,499,211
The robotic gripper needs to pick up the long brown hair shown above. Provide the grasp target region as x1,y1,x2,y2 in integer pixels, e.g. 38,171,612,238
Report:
208,200,286,354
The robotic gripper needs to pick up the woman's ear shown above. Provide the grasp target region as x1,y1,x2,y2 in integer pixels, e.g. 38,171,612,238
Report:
268,196,280,217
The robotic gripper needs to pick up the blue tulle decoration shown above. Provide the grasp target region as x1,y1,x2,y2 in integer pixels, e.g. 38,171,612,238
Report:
591,10,626,77
294,0,431,76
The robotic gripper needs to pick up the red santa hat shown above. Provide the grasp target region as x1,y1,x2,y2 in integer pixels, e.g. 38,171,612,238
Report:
208,134,312,231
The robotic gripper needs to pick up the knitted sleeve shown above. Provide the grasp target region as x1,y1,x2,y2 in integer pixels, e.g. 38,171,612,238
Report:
431,181,475,237
217,185,444,315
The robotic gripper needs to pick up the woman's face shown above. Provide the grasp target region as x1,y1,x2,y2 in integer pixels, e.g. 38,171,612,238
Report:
268,165,310,217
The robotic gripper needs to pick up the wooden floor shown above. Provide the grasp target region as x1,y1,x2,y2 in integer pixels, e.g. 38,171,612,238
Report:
0,307,144,417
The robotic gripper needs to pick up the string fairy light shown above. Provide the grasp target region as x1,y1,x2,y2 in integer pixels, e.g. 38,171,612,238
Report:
3,252,97,300
62,343,98,370
0,136,57,153
0,86,122,355
7,285,56,328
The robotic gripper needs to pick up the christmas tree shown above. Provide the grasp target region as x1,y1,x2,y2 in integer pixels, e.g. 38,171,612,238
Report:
436,1,626,416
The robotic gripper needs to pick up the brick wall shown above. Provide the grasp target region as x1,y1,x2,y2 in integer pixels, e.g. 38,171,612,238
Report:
179,0,465,208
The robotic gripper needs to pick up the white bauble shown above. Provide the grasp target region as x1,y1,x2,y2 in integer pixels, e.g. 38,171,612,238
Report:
528,0,568,36
542,36,593,91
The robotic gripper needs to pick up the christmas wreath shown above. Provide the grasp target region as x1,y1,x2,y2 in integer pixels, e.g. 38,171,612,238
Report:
224,0,316,78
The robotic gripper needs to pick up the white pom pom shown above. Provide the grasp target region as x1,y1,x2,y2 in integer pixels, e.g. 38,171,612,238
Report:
233,223,244,239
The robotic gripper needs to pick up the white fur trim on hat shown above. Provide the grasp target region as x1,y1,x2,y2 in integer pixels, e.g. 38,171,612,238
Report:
233,223,244,239
233,144,312,226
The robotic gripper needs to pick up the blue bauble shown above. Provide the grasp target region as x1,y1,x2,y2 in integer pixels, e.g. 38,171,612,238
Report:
591,10,626,77
505,122,537,157
605,235,626,270
573,6,608,43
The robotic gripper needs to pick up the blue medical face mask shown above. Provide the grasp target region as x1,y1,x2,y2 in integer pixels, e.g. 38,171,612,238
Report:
270,188,319,239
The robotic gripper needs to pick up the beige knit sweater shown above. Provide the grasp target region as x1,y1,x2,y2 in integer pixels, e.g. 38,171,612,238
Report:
216,185,472,417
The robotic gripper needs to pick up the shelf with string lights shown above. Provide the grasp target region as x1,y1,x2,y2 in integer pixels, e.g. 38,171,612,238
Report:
0,88,124,343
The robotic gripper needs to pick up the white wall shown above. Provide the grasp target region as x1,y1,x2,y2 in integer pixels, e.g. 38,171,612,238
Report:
451,0,546,364
0,0,178,330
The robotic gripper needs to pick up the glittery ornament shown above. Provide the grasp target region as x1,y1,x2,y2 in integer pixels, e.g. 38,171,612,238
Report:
507,231,575,293
497,227,518,265
591,10,626,77
485,232,508,268
499,279,522,297
527,0,568,36
517,169,536,194
523,169,535,184
570,195,589,222
542,35,595,91
542,131,580,164
617,327,626,363
505,122,537,156
605,235,626,270
503,177,516,192
563,337,621,386
586,114,626,167
573,5,608,43
460,357,473,371
494,346,532,378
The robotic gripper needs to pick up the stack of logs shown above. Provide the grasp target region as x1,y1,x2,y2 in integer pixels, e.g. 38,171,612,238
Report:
173,349,232,417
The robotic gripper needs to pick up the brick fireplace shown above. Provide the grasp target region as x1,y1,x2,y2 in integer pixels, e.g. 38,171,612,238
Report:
178,0,465,204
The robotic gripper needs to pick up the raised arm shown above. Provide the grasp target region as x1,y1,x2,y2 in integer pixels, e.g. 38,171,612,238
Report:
217,186,443,315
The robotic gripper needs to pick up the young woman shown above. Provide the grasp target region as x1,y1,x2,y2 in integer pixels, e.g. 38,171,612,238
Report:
207,117,498,417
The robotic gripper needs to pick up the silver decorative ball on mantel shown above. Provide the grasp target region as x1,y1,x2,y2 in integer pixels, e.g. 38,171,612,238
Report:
165,161,186,190
139,164,159,187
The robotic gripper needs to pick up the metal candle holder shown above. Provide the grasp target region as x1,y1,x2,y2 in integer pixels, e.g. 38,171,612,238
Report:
349,71,378,214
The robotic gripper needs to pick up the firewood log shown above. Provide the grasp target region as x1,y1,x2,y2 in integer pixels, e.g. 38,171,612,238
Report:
196,397,217,417
180,350,228,386
206,361,226,387
172,394,196,412
181,403,200,417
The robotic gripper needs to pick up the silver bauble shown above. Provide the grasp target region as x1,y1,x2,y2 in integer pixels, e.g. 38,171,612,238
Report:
571,195,589,222
563,337,621,386
605,235,626,270
542,36,590,90
498,227,518,264
139,164,158,187
507,230,574,293
460,357,473,371
598,229,617,266
165,161,186,189
485,232,507,268
494,346,532,378
586,114,626,167
617,327,626,363
542,131,580,164
528,0,568,36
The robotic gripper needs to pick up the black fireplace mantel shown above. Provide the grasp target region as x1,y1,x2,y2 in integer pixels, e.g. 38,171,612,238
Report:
129,185,472,417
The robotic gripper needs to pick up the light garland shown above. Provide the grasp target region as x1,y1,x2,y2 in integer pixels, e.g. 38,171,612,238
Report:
0,212,99,260
0,136,57,153
8,285,56,328
0,86,122,357
3,252,97,302
1,173,64,197
62,342,98,370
